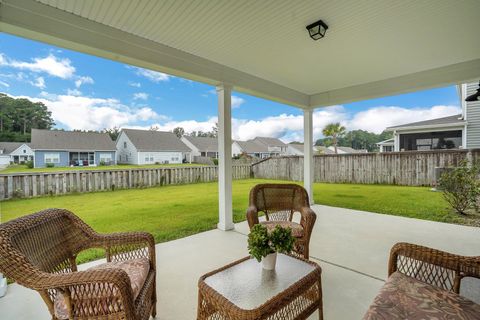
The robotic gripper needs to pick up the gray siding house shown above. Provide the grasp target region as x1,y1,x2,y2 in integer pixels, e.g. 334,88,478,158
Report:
31,129,116,168
232,137,287,158
116,129,191,164
181,136,218,158
384,81,479,152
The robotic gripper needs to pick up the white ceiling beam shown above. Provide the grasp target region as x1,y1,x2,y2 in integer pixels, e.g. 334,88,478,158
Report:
0,0,310,108
310,59,480,108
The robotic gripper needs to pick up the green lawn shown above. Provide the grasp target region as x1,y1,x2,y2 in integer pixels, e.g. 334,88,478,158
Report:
0,163,206,174
1,179,474,263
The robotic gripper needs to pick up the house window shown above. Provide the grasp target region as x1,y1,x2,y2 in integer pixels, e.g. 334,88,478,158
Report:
399,130,462,151
99,153,112,163
23,149,26,154
144,154,154,163
124,142,127,148
44,153,60,164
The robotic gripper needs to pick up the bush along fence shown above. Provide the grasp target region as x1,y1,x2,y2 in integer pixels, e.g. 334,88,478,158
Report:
251,149,480,186
0,165,252,200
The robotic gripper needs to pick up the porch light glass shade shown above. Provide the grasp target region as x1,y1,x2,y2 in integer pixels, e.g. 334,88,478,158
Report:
306,20,329,40
465,81,480,102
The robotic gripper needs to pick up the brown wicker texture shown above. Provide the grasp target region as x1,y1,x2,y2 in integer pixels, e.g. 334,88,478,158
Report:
247,184,316,259
389,242,480,293
0,208,156,320
197,255,323,320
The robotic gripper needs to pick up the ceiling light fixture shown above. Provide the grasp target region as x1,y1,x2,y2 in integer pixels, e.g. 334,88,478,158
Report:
306,20,329,40
465,81,480,102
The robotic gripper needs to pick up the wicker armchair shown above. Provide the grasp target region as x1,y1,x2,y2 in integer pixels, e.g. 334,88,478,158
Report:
364,242,480,319
247,184,316,259
0,208,156,320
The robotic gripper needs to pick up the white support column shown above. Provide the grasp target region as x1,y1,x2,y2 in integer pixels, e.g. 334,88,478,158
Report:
303,109,314,205
217,83,234,231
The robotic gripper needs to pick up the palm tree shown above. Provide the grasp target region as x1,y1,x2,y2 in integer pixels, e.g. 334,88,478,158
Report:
322,123,346,154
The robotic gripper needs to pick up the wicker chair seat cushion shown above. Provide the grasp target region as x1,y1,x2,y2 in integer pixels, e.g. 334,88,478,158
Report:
54,258,150,319
260,221,304,238
363,271,480,319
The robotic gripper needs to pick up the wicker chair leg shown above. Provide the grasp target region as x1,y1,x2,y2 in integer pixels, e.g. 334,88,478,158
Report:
151,284,157,318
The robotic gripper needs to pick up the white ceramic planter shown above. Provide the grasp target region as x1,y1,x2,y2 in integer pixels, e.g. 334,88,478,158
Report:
0,273,6,298
261,252,277,270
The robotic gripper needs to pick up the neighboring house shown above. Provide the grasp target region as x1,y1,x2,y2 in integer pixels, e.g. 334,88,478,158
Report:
0,142,34,164
286,143,335,155
232,137,287,158
376,138,395,152
116,129,191,165
384,81,479,152
31,129,116,168
181,136,218,158
327,146,367,154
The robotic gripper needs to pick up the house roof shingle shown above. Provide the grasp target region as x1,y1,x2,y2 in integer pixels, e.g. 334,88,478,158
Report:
386,114,464,130
182,136,217,152
31,129,116,151
0,142,29,154
253,137,286,147
122,129,191,152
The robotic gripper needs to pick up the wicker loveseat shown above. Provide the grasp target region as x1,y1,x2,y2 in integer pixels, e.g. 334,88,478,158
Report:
364,242,480,319
0,208,156,320
247,183,317,259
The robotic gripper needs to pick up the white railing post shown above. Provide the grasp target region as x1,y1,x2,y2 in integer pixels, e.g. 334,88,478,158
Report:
304,109,314,204
217,83,234,231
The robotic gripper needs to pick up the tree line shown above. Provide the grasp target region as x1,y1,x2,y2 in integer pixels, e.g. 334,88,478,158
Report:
0,93,55,142
315,122,392,152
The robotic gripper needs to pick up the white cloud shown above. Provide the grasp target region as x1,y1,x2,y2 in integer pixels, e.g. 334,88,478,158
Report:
1,53,75,79
347,105,461,133
232,96,245,109
129,82,141,88
67,88,82,96
31,77,46,89
0,80,9,88
9,92,165,131
133,92,149,100
75,76,94,88
132,67,170,82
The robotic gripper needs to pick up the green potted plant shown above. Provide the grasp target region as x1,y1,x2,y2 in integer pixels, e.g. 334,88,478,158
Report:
247,224,295,270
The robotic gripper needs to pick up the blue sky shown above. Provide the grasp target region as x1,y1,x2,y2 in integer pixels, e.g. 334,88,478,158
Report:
0,32,461,142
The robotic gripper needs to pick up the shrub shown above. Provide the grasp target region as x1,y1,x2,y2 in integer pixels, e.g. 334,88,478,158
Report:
46,163,55,168
26,160,34,169
99,160,106,166
212,158,218,166
247,224,295,262
438,160,480,215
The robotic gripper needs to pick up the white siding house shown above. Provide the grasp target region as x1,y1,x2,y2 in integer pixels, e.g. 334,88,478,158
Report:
0,142,34,164
116,129,191,165
464,81,480,148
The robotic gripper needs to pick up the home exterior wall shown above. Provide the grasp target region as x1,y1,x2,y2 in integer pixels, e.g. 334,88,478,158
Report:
34,151,69,168
116,132,138,164
0,155,10,166
231,142,243,156
95,151,116,166
10,144,34,157
465,82,480,148
137,151,183,164
181,137,200,157
287,145,303,155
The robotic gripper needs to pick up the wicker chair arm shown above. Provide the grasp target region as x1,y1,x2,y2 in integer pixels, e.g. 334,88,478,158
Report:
246,206,259,229
388,242,480,293
91,232,156,265
298,206,317,236
36,268,136,319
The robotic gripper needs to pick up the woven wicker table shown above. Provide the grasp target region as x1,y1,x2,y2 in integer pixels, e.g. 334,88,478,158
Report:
197,254,323,320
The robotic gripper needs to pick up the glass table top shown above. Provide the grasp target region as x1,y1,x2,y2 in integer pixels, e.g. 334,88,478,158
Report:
204,254,316,310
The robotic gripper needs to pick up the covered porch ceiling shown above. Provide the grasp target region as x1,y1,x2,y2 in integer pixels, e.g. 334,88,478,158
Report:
1,0,479,109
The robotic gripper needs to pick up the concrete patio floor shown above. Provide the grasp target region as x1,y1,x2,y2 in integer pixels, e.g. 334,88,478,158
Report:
1,204,479,319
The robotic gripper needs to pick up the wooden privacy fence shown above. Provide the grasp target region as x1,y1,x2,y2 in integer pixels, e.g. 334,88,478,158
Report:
0,165,252,200
252,149,480,186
